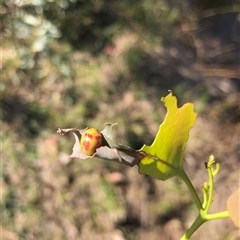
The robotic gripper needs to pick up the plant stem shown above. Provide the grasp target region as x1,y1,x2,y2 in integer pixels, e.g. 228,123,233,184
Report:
205,162,214,212
178,158,229,239
180,213,206,240
178,161,229,240
177,170,202,210
206,211,229,220
180,209,229,239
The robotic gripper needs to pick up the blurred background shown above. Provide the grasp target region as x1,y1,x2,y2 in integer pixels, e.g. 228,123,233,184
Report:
1,0,239,239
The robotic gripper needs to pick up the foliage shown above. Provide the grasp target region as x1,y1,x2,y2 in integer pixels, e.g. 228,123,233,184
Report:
139,92,197,180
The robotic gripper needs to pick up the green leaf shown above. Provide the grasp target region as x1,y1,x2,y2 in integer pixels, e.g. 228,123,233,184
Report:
138,91,197,180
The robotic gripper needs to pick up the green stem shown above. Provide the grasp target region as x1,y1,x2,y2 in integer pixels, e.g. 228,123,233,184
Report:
202,183,208,209
180,213,206,240
205,164,214,212
177,170,202,211
180,210,229,240
206,211,229,221
178,158,229,239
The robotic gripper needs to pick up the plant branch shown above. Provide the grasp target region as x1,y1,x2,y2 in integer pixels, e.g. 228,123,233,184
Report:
179,156,229,239
206,211,229,220
177,169,202,211
180,213,206,240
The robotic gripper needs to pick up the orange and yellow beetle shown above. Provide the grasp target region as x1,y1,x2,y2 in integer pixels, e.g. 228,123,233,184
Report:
80,128,103,156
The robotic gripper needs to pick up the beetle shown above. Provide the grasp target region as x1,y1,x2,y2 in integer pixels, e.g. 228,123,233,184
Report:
80,128,103,156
